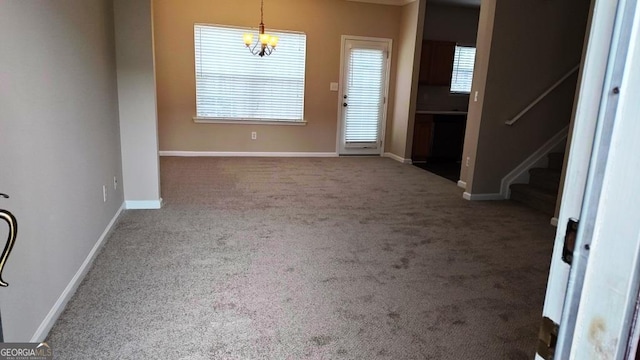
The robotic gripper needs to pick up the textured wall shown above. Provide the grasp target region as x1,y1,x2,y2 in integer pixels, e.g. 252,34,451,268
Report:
0,0,123,341
153,0,402,153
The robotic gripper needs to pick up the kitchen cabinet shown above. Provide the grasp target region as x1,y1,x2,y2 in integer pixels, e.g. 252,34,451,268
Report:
430,114,466,161
412,113,467,163
419,40,456,86
412,114,434,161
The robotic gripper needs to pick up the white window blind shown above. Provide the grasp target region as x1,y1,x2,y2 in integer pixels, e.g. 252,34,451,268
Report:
344,48,384,145
450,46,476,94
194,24,306,122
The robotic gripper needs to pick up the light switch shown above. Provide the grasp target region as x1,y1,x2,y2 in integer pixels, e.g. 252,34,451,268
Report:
330,82,339,92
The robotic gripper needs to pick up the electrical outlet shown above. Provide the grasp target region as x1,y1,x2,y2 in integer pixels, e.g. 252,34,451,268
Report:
251,131,257,140
113,176,118,190
466,157,470,167
103,185,107,202
474,91,479,102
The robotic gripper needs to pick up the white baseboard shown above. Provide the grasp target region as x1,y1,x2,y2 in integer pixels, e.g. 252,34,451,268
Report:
383,152,412,164
500,126,569,199
457,180,467,189
463,192,504,201
125,199,163,210
31,202,125,342
550,217,559,227
159,151,338,158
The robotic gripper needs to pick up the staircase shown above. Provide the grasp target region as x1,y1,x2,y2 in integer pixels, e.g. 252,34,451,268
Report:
510,152,564,216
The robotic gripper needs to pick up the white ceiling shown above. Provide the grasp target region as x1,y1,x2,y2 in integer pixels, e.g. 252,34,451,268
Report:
347,0,480,7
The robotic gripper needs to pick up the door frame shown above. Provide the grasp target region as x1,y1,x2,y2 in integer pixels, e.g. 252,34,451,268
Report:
540,0,620,329
539,0,640,358
564,0,640,356
335,35,393,156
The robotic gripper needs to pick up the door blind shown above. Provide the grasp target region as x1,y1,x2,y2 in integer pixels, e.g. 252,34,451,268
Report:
450,46,476,94
344,48,385,144
194,24,307,121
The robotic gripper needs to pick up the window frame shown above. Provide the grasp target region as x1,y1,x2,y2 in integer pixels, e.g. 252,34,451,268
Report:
192,23,308,125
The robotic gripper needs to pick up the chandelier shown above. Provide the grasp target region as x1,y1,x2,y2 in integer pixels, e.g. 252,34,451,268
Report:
243,0,278,57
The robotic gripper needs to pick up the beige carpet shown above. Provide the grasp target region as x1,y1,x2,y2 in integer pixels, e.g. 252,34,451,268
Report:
47,157,555,359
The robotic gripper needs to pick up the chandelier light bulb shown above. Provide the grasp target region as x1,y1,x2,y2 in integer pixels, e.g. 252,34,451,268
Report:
243,33,254,46
268,36,278,48
244,0,277,57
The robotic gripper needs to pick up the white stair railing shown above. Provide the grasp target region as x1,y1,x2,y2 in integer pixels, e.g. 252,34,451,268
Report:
505,65,580,126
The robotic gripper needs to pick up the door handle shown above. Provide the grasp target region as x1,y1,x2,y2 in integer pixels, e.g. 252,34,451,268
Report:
0,193,17,287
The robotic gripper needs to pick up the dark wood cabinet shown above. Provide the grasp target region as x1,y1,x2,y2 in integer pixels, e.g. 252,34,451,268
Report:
430,115,466,161
412,114,434,161
418,40,456,86
412,113,466,163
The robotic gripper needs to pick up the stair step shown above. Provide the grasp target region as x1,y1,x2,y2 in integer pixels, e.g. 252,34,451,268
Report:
547,152,565,171
529,168,562,192
510,184,557,215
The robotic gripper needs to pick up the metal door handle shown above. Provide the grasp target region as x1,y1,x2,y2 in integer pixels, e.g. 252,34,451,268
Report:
0,194,17,287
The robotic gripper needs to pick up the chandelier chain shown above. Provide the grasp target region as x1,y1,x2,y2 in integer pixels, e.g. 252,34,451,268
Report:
244,0,277,57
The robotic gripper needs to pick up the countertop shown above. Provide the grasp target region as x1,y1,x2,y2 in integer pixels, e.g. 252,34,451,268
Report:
415,110,468,115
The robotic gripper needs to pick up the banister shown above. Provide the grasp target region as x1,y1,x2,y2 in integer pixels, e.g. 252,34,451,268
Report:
505,65,580,126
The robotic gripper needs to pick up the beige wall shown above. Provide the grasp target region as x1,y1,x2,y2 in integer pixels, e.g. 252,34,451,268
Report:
423,4,479,45
388,0,426,159
463,0,590,194
114,0,161,206
459,0,496,187
153,0,402,153
0,0,123,340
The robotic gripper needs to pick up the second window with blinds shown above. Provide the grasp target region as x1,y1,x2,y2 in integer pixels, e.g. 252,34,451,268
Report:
450,45,476,94
193,24,307,123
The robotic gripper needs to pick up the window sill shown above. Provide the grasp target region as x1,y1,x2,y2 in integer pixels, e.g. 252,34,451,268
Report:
193,117,307,126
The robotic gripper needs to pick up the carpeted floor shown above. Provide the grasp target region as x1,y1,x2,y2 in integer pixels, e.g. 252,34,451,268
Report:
47,157,555,359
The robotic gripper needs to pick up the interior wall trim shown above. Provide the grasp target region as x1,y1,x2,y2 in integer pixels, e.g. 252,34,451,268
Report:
30,202,125,342
383,152,412,164
125,200,163,210
159,151,339,158
500,125,570,199
462,192,504,201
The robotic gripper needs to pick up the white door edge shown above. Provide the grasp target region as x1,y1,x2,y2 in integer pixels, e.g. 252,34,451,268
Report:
540,0,620,325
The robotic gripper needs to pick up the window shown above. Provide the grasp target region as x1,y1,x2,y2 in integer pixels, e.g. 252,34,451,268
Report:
450,45,476,94
194,24,307,122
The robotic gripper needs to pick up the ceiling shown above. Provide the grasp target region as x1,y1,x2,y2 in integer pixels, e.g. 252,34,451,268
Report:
428,0,480,7
347,0,480,7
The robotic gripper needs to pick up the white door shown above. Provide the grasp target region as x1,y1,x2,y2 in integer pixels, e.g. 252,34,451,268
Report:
337,37,391,155
538,0,639,358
